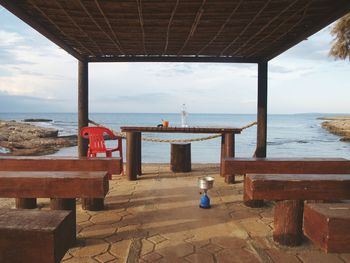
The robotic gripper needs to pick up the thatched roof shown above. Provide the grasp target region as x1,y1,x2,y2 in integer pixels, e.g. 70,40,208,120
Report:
1,0,350,63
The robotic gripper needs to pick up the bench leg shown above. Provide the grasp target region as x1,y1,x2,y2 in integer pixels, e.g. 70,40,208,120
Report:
243,175,264,207
50,198,76,245
82,198,104,211
15,198,37,209
273,200,304,246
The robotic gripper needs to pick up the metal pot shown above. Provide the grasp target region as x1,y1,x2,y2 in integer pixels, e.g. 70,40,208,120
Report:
198,176,214,190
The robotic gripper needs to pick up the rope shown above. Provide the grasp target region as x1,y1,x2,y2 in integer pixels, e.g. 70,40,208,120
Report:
88,119,257,143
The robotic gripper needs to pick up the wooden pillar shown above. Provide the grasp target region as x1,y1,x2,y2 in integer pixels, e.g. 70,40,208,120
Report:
78,60,89,158
247,61,268,207
256,61,268,158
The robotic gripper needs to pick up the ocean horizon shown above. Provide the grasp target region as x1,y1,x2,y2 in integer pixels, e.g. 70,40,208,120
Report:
1,112,349,163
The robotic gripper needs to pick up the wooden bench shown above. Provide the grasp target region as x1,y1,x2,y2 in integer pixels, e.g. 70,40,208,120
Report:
0,171,109,239
0,209,75,263
304,203,350,253
223,157,350,206
244,174,350,246
0,156,121,210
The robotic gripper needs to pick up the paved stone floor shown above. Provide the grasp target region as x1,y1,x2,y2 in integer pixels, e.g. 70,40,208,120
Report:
1,164,350,263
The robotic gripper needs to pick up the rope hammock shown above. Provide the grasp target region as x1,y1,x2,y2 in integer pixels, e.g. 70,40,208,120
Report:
88,119,257,143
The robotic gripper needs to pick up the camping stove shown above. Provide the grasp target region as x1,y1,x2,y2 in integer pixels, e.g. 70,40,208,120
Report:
198,176,214,209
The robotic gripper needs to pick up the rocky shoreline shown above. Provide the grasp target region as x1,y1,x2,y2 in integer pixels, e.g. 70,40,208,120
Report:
319,116,350,142
0,120,77,156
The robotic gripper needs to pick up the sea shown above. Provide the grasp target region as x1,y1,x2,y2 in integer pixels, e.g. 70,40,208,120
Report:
0,113,349,162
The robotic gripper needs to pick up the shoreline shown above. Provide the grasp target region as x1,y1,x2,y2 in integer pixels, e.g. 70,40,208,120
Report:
320,116,350,142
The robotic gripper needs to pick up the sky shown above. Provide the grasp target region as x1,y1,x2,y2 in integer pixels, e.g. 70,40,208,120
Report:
0,5,349,114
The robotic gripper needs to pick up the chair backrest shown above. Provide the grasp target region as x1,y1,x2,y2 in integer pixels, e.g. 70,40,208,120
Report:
80,126,116,153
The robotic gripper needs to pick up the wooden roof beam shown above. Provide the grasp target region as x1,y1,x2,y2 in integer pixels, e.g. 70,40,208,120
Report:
28,0,95,57
196,0,243,56
220,0,272,56
231,0,299,56
136,0,147,55
94,0,124,55
88,55,261,63
163,0,179,55
177,0,206,55
53,0,103,57
0,0,85,61
243,1,312,58
77,0,123,55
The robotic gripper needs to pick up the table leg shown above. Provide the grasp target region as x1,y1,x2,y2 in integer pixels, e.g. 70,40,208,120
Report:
220,133,236,184
136,132,142,175
126,131,141,180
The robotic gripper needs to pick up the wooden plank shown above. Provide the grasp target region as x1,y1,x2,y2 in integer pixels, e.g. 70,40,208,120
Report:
245,174,350,201
121,126,242,134
0,157,122,174
0,171,109,198
0,209,75,263
224,158,350,174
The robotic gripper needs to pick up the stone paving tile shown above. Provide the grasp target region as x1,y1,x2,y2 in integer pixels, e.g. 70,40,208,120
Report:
185,251,215,263
2,164,350,263
297,250,345,263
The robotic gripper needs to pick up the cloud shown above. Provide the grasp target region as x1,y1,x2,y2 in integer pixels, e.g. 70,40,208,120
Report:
0,91,68,112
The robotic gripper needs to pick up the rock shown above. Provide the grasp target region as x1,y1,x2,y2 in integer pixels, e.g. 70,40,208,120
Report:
23,118,52,122
321,117,350,142
0,120,77,156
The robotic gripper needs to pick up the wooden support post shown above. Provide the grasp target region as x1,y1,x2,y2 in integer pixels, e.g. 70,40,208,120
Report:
50,198,77,243
126,131,141,180
15,198,37,209
247,61,268,207
220,133,235,183
78,60,89,158
136,132,142,175
256,61,268,158
224,133,235,184
273,200,304,246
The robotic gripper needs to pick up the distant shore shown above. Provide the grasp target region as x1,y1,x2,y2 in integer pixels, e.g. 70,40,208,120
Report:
319,116,350,142
0,120,77,156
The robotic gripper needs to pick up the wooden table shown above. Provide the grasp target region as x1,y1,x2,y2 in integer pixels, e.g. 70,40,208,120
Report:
121,126,242,181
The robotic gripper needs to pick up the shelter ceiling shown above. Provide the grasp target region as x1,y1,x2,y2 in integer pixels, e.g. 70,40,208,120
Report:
1,0,350,62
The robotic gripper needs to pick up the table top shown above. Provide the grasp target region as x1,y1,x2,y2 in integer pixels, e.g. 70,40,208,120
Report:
120,126,242,134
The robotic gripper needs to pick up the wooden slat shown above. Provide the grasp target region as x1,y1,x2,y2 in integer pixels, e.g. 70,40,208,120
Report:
0,157,122,174
121,126,242,134
0,171,109,198
245,174,350,201
224,157,350,174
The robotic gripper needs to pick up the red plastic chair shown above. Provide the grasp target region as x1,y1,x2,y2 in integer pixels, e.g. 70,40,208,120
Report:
80,126,123,176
